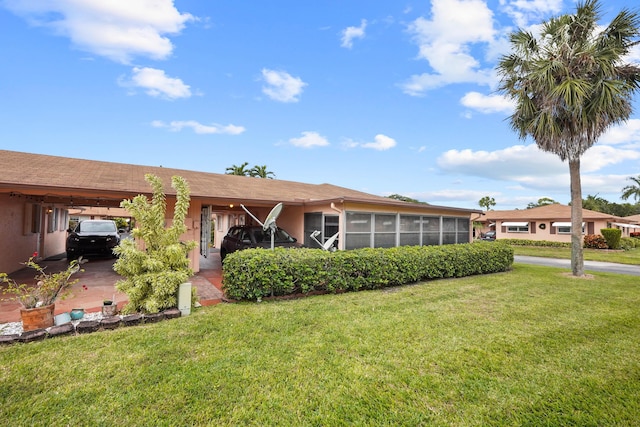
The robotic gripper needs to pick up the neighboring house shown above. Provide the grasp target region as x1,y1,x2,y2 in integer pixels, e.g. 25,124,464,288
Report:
624,214,640,227
0,150,481,274
479,204,640,242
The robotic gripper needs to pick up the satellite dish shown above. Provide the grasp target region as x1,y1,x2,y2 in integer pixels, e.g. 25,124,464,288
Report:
263,202,283,232
310,230,339,251
240,202,284,250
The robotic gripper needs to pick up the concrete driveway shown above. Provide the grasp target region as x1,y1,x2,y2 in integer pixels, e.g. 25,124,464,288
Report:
515,255,640,276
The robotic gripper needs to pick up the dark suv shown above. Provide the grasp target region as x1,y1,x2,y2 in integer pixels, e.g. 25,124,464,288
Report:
66,220,121,260
220,225,300,261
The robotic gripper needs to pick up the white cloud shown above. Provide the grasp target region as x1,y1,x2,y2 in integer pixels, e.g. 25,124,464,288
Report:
344,134,397,150
261,69,307,103
4,0,194,63
581,144,640,172
400,0,497,95
501,0,564,28
122,67,191,99
436,142,640,198
460,91,515,114
438,144,565,180
361,134,397,151
289,131,330,148
600,119,640,146
628,44,640,64
439,143,640,179
341,19,367,49
152,120,245,135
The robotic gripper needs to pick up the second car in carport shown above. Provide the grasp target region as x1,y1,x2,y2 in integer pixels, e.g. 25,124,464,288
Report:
220,225,301,261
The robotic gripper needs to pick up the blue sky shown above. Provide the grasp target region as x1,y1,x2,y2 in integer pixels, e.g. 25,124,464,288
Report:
1,0,639,210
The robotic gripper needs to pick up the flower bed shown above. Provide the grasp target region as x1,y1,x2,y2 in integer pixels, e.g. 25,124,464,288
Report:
0,308,183,345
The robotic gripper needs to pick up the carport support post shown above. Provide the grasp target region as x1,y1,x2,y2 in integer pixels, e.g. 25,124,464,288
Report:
178,282,192,316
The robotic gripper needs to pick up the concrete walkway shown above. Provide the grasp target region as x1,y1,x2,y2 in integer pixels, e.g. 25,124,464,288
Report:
515,255,640,276
0,252,224,324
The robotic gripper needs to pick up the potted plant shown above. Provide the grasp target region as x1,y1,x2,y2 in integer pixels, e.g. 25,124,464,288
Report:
0,253,84,331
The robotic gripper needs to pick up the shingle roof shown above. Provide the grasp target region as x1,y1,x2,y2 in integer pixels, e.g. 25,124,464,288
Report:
0,150,478,213
483,203,619,221
624,214,640,223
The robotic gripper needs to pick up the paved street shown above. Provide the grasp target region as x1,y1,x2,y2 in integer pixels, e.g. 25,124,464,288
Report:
515,255,640,276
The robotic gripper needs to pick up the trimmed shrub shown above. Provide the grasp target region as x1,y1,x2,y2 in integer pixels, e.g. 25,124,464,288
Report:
222,242,514,301
620,237,639,251
499,238,571,248
583,234,608,249
601,228,622,250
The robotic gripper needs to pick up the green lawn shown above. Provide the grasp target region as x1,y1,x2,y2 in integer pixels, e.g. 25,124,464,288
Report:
512,245,640,264
1,264,639,426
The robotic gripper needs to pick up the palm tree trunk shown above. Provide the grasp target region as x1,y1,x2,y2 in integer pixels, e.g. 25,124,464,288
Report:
569,158,584,276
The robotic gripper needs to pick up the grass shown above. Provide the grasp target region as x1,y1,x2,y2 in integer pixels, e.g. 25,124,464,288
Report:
512,245,640,264
2,264,640,425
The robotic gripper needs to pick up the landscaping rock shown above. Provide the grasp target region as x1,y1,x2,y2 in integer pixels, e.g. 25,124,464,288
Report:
0,334,18,345
144,312,165,323
100,316,121,330
48,323,75,337
76,320,100,334
163,308,181,319
17,329,48,343
122,313,143,327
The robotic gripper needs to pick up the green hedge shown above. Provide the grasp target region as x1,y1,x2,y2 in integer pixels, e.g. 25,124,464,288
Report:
499,238,571,248
620,237,640,251
222,242,514,301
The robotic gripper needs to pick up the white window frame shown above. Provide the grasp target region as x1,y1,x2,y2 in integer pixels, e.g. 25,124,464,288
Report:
552,222,585,234
503,221,529,233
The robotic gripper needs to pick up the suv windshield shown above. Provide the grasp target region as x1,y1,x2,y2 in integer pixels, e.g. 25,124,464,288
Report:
251,228,295,243
78,221,117,232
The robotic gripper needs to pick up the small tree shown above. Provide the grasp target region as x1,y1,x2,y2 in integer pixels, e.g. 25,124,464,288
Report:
526,197,558,209
478,196,496,211
387,194,428,204
113,174,197,314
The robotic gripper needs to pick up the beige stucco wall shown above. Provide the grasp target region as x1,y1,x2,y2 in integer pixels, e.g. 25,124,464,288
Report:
41,206,68,260
0,195,68,274
0,195,36,274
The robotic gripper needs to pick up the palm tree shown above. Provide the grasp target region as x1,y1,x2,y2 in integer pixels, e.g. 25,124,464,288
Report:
621,175,640,202
250,165,276,179
497,0,640,276
225,162,251,176
582,194,609,212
